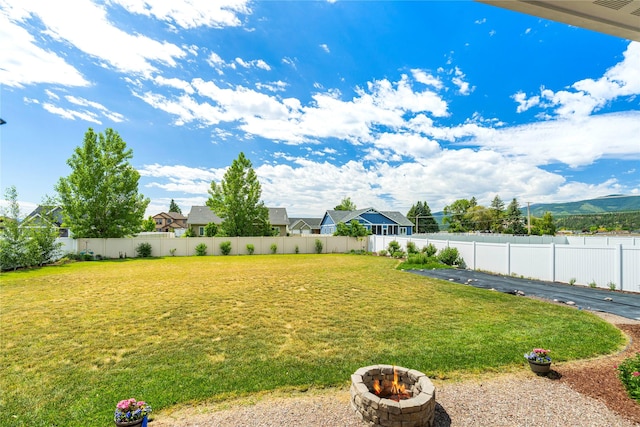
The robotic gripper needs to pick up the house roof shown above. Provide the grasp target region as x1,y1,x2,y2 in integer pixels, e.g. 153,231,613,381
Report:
478,0,640,42
289,217,322,229
325,208,414,227
268,207,289,226
154,211,187,220
187,206,223,225
23,206,65,227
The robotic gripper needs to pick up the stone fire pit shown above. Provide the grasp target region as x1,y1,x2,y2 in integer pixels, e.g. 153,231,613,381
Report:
350,365,436,427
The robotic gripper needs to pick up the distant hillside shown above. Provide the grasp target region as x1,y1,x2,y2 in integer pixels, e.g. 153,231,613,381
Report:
527,195,640,218
430,195,640,231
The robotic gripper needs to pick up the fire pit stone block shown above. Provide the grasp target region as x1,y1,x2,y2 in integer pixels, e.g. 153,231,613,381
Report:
350,365,436,427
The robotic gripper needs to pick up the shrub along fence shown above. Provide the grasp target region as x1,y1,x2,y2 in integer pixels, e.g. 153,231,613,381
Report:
371,235,640,293
60,235,368,258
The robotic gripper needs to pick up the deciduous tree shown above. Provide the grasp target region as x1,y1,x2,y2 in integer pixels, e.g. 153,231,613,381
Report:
55,128,149,238
206,152,270,236
335,197,357,211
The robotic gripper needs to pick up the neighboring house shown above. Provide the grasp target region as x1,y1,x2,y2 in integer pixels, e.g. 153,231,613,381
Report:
268,207,290,236
153,212,187,233
289,218,322,235
320,208,414,236
21,206,69,237
186,206,223,236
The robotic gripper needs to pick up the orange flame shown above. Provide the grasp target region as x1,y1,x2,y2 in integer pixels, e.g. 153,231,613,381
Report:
372,366,410,401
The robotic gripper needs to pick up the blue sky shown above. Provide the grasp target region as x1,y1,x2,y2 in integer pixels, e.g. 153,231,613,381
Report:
1,0,639,218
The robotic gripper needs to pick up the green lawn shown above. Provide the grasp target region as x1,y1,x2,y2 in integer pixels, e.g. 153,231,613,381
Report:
0,255,625,426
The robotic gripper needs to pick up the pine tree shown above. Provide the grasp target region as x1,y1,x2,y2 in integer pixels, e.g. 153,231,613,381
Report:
407,201,439,233
169,199,182,214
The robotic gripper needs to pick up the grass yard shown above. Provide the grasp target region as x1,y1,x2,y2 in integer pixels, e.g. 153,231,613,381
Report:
0,254,626,426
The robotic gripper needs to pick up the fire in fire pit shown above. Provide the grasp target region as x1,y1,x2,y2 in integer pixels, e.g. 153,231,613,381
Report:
351,364,436,427
372,366,411,401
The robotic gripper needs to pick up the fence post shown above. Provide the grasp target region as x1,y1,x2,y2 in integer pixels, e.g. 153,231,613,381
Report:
506,242,510,275
472,241,476,270
550,243,555,282
616,244,623,291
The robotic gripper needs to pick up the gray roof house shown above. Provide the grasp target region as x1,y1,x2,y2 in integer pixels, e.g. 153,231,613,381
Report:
320,208,414,236
22,206,69,237
187,206,223,236
289,218,322,235
187,206,290,236
268,207,290,236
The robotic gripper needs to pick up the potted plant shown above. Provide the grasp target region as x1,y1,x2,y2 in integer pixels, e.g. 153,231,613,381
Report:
525,348,552,375
114,398,152,426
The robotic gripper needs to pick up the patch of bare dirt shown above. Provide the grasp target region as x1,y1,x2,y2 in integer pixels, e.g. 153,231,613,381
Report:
557,313,640,424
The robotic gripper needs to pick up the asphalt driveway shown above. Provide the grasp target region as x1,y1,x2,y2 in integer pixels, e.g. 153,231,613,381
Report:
408,268,640,321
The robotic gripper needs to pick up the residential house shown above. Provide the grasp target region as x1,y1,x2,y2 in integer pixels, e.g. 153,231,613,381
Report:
268,207,290,236
22,206,69,237
289,218,322,235
186,206,223,236
320,208,414,236
152,212,187,233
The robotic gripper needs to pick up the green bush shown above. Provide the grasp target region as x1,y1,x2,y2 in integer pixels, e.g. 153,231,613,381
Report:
220,241,232,256
617,352,640,402
136,242,152,258
378,249,388,257
270,243,278,254
246,244,255,255
422,243,437,257
589,281,597,288
437,247,464,266
195,243,207,256
314,239,323,254
294,245,299,254
392,251,405,259
387,240,401,254
406,241,418,255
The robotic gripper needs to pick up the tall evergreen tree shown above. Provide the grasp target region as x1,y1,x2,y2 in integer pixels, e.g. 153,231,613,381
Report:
407,201,439,233
206,152,271,236
169,199,182,214
490,195,505,233
504,198,526,235
55,128,149,238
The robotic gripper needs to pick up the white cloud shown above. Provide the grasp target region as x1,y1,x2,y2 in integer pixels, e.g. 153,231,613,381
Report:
410,69,443,89
468,111,640,168
475,18,486,25
235,57,271,70
451,67,473,95
513,41,640,119
319,43,330,53
255,81,288,92
110,0,251,29
42,103,102,124
4,0,186,77
0,12,89,88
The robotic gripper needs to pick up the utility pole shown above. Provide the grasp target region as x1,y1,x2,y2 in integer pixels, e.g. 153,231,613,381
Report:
527,202,532,235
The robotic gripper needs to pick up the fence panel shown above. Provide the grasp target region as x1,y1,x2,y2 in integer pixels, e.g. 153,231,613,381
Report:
509,244,552,281
474,243,509,274
622,246,640,292
555,245,616,288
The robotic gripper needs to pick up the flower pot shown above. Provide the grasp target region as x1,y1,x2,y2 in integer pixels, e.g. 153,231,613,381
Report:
528,360,551,375
115,416,147,427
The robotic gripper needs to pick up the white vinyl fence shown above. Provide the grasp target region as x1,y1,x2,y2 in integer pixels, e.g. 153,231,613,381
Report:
370,235,640,293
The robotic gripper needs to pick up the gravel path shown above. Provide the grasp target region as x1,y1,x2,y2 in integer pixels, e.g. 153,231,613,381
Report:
152,312,640,427
152,376,637,427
